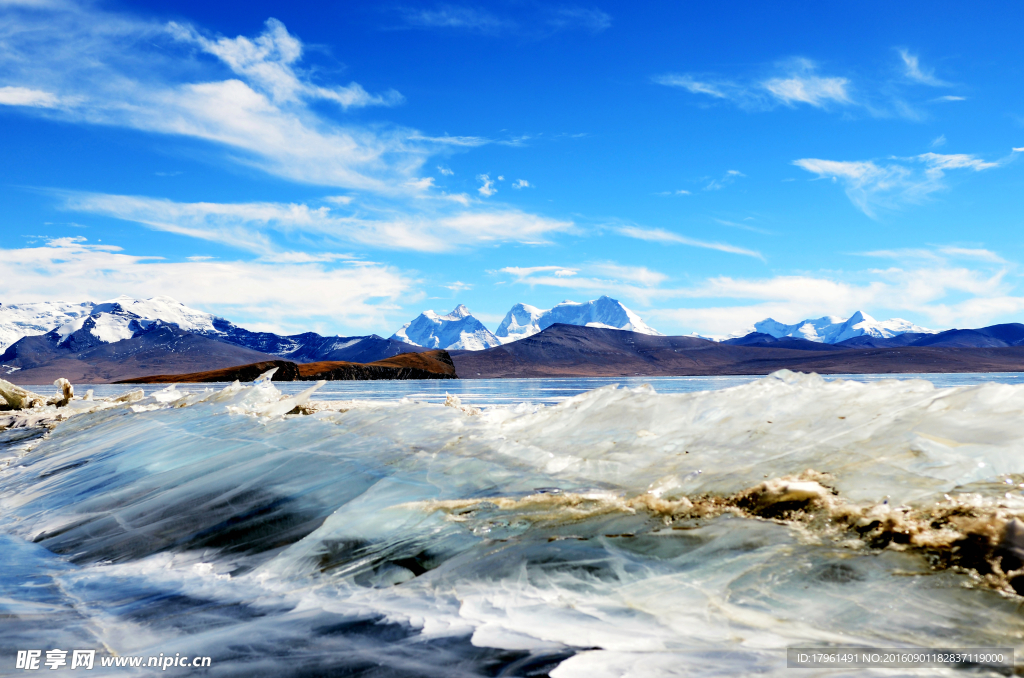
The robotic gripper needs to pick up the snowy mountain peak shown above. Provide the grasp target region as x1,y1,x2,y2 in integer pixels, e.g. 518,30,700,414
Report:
390,305,501,351
495,303,545,343
446,304,472,320
495,295,661,344
752,311,934,344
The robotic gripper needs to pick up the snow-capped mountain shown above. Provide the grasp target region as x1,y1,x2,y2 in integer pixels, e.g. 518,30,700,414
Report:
1,295,426,363
0,300,95,352
51,295,221,348
0,296,219,352
494,296,661,343
753,311,934,344
390,305,501,351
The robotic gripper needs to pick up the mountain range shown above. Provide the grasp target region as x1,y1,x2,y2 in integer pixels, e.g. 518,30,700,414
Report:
748,311,934,343
452,323,1024,378
0,296,426,370
3,294,1022,384
390,296,662,350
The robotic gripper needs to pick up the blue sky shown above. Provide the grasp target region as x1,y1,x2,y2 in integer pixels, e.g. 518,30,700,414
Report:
1,0,1023,338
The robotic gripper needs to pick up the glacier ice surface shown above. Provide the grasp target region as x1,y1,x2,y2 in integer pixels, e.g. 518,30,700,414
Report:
2,370,1024,676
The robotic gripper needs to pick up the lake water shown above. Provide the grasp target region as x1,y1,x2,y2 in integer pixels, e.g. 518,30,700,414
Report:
20,371,1024,406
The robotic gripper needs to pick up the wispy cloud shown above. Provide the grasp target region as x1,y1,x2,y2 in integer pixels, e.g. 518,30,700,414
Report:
617,225,764,260
655,53,966,119
410,134,491,147
3,3,585,262
169,19,403,109
546,7,611,33
762,61,852,107
499,261,669,304
654,58,853,111
651,74,729,99
397,5,510,32
861,246,1007,264
793,151,1001,218
438,166,454,176
0,237,414,335
60,192,575,254
704,169,745,191
0,7,439,194
714,218,772,235
501,265,578,278
512,179,531,189
392,4,610,35
898,49,950,87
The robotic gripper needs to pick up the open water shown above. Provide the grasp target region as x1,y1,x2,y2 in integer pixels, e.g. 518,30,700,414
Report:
3,371,1024,676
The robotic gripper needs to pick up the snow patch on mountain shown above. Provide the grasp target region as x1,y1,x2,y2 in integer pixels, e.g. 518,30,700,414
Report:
753,311,934,344
390,305,501,351
495,296,661,343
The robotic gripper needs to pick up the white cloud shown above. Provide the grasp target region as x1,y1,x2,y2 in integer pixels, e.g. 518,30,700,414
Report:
0,237,414,334
931,134,946,147
861,246,1007,264
499,262,669,305
704,169,745,191
656,59,853,111
501,266,578,278
61,192,575,254
397,6,510,32
649,271,1016,337
0,6,434,194
1,3,582,256
714,218,772,235
654,56,964,119
493,247,1024,338
618,226,763,260
411,134,491,147
651,74,729,98
0,86,60,107
438,166,454,175
169,19,403,109
898,49,950,87
477,174,497,197
588,262,668,287
546,7,611,33
512,179,531,189
762,73,851,107
396,5,611,35
793,152,1000,217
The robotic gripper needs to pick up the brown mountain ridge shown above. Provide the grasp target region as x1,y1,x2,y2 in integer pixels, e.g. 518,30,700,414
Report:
116,350,457,383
